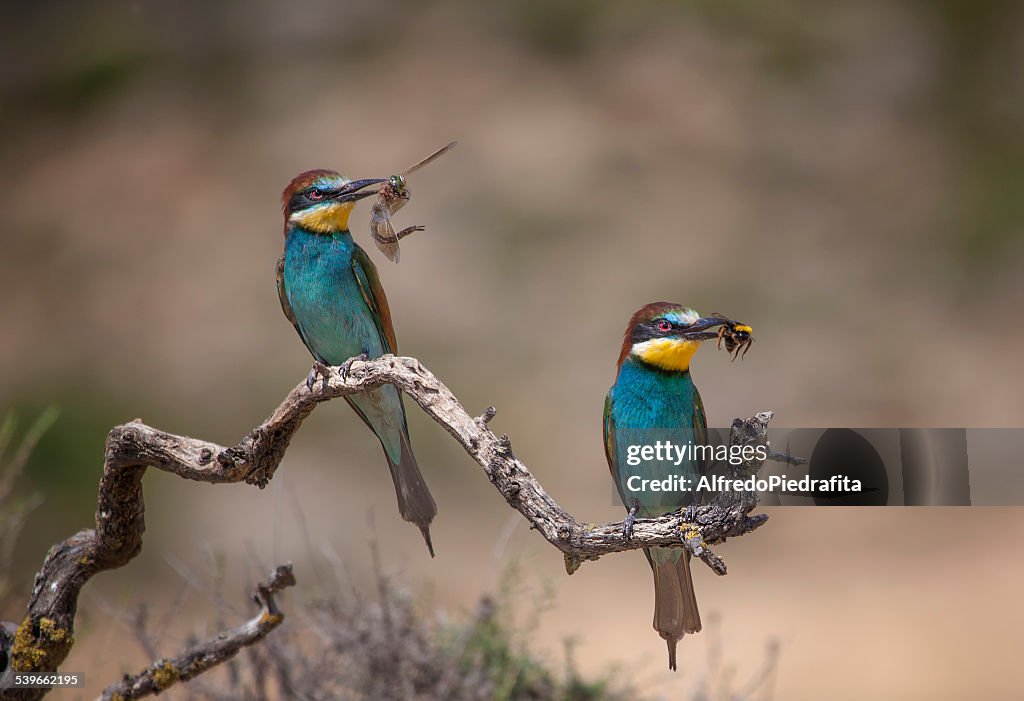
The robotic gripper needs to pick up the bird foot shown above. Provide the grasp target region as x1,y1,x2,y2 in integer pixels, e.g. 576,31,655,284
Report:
339,352,370,381
305,361,331,392
623,501,639,541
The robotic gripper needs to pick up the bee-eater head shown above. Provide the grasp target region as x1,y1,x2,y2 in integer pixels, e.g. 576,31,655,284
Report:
618,302,732,372
282,169,384,235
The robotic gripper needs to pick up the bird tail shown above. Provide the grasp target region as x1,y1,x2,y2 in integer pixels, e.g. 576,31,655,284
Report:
384,430,438,557
648,547,701,671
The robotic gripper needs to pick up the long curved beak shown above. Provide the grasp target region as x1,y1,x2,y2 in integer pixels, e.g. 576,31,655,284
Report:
681,316,734,341
333,178,386,202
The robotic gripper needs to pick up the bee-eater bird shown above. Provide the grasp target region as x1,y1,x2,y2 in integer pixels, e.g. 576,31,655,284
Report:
603,302,734,670
276,169,438,556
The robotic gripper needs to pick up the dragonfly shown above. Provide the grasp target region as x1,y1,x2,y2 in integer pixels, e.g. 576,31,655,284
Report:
369,141,457,263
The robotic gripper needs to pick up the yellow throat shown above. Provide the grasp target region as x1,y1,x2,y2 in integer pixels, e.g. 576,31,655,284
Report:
633,338,700,372
289,201,355,233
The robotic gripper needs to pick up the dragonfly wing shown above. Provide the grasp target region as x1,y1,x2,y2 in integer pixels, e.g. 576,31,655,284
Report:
370,199,401,263
400,141,457,177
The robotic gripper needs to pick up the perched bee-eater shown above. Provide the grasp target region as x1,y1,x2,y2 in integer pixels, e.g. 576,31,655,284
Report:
603,302,735,670
276,169,437,555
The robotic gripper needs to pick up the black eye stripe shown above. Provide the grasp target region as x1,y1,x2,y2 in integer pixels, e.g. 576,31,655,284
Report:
288,186,337,212
631,318,686,343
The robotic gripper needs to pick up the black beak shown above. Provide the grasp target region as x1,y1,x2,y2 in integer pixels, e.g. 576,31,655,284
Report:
332,178,386,203
681,316,733,341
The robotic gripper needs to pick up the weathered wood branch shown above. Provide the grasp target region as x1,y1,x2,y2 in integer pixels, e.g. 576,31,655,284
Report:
298,356,770,575
98,564,296,701
0,354,769,700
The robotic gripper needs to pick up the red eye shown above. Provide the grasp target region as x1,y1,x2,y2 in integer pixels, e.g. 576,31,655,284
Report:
307,188,324,201
657,320,672,332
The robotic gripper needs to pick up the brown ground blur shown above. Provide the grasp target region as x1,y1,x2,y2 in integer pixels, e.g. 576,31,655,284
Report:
2,2,1023,699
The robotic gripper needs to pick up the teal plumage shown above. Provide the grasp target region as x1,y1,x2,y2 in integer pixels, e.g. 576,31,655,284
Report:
603,302,730,670
277,169,437,555
605,358,707,512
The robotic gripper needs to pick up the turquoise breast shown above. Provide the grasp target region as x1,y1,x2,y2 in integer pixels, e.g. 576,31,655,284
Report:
283,227,386,365
610,358,705,515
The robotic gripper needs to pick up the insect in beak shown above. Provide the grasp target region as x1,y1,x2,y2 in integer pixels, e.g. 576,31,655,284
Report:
369,141,457,263
709,314,755,361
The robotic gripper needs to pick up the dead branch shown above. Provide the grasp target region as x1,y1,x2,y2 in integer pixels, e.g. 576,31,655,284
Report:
0,355,769,700
294,356,771,575
97,564,296,701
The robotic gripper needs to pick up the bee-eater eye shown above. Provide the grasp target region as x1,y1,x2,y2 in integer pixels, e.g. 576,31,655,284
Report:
307,188,324,201
657,320,672,332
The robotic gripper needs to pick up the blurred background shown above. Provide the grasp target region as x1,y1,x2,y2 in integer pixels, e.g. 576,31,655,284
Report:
2,1,1024,698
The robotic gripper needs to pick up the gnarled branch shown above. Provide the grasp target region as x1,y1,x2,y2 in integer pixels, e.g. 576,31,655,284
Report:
0,355,769,700
98,564,296,701
299,356,770,574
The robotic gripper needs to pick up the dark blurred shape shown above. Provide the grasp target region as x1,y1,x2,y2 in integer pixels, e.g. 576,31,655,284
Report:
808,429,889,506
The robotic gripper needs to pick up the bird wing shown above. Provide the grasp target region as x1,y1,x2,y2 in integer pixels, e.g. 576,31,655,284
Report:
351,245,399,353
692,388,709,474
692,390,707,445
275,254,298,327
603,388,624,499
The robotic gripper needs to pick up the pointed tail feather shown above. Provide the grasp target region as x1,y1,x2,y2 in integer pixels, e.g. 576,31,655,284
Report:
648,548,701,670
384,431,438,557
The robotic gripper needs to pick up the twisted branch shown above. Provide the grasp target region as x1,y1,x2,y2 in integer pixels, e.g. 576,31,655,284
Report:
0,355,769,700
98,564,296,701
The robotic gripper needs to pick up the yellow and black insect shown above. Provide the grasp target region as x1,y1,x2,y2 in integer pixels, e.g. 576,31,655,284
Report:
710,313,754,361
370,141,457,263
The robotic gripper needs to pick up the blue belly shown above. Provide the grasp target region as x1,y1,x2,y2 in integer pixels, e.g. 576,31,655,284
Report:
283,227,406,464
283,228,385,364
610,359,705,515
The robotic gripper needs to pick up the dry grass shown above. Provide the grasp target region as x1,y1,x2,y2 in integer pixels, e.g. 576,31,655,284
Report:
166,553,646,701
127,551,778,701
